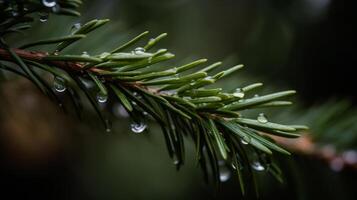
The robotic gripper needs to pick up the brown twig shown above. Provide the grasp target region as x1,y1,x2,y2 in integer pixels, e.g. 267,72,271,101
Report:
273,134,357,171
0,48,106,74
3,48,356,172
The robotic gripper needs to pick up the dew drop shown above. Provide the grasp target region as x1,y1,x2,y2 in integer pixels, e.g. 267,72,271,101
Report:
240,138,249,145
233,88,245,98
142,111,148,116
173,154,180,165
134,47,145,55
218,161,231,182
42,0,57,7
253,94,259,98
257,113,268,124
11,11,19,17
81,51,90,57
105,119,112,133
204,76,213,80
53,76,66,92
39,13,48,22
251,161,266,171
99,52,110,59
96,92,108,103
130,122,147,133
231,163,237,170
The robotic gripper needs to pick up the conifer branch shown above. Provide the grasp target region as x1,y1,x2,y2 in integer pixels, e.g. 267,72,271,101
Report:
0,0,307,196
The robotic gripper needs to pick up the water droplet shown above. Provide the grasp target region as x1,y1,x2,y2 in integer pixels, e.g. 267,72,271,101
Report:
71,23,81,33
231,163,237,170
257,113,268,123
142,111,148,116
38,12,49,22
99,52,110,59
96,92,108,103
53,76,66,92
130,122,147,133
233,88,245,98
253,94,259,98
134,47,145,55
105,119,112,133
219,161,231,182
81,51,90,57
11,11,19,17
204,76,213,81
42,0,57,7
241,138,249,145
173,154,180,165
329,157,344,172
251,161,265,171
342,150,357,165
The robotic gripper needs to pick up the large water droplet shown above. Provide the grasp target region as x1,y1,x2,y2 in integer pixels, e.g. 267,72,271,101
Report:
233,88,245,98
251,161,265,171
257,113,268,124
134,47,145,55
42,0,57,7
96,92,108,103
219,161,231,182
53,76,66,92
130,122,147,133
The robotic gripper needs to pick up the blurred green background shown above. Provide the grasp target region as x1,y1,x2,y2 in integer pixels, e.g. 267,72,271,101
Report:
0,0,356,199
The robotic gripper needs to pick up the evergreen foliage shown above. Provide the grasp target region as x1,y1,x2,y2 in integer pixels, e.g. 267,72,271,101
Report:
0,0,307,196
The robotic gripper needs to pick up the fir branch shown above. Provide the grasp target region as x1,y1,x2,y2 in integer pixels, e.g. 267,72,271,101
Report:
0,0,307,196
